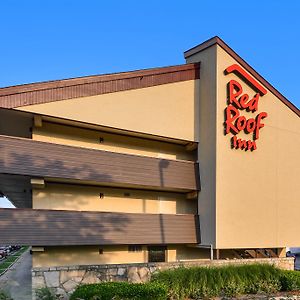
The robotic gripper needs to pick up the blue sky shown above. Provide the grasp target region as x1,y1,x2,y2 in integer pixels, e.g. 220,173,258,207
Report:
0,197,14,208
0,0,299,107
0,0,299,208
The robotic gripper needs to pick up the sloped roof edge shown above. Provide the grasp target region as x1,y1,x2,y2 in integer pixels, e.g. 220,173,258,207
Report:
184,36,300,117
0,63,200,108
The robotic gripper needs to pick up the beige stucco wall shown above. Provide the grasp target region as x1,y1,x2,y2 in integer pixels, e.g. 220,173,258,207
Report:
186,45,217,247
215,45,300,249
20,41,300,253
186,43,300,249
32,122,195,161
32,245,210,267
18,80,198,141
32,183,197,214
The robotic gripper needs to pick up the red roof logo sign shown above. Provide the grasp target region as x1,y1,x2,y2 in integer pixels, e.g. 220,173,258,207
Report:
224,64,268,151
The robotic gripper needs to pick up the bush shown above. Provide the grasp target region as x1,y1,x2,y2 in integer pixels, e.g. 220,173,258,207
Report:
0,290,12,300
151,264,285,299
35,287,56,300
279,270,300,291
70,282,167,300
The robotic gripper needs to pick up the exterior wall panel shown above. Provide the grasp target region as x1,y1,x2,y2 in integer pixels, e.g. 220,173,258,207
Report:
32,245,210,267
32,122,196,161
32,183,198,214
215,45,300,249
18,80,198,141
0,208,200,246
186,45,217,247
0,135,199,192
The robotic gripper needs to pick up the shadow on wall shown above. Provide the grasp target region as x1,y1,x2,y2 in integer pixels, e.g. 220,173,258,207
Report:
33,183,197,214
0,208,129,248
0,136,195,208
0,138,194,191
0,137,192,263
0,148,130,254
0,172,165,247
34,120,196,162
159,159,170,245
32,245,150,267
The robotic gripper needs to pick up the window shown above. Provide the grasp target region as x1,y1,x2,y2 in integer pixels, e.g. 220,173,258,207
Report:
148,246,167,263
128,245,142,252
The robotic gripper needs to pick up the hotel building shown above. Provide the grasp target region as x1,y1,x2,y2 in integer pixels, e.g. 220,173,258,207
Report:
0,36,299,271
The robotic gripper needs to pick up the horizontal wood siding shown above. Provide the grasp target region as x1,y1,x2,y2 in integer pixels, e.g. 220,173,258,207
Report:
0,63,200,108
0,208,200,245
0,135,199,191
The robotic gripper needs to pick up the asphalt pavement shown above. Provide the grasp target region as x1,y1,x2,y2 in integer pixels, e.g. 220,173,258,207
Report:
295,255,300,270
0,249,32,300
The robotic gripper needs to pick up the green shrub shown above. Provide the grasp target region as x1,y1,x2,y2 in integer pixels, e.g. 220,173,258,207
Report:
35,287,56,300
0,290,12,300
151,264,284,299
70,282,167,300
279,270,300,291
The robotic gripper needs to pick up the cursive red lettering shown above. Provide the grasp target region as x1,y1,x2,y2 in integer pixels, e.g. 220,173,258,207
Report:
228,80,242,108
232,136,237,148
239,94,249,109
225,73,268,151
245,118,256,133
248,93,260,112
236,116,247,131
237,139,247,149
254,112,268,140
225,105,239,134
247,140,257,151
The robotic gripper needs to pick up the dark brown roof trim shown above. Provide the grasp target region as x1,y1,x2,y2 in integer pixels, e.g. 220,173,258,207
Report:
0,208,200,246
184,36,300,117
0,63,200,108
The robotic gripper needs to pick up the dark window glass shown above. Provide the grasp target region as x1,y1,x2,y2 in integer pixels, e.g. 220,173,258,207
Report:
148,246,167,262
128,245,142,252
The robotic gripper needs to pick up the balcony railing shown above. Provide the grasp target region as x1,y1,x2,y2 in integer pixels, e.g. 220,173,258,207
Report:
0,134,199,192
0,208,200,246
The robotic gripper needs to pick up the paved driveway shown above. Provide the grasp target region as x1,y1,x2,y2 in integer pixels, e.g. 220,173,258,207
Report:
0,249,32,300
295,255,300,270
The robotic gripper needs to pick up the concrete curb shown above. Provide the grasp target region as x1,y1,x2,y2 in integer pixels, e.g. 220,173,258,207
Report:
0,248,28,277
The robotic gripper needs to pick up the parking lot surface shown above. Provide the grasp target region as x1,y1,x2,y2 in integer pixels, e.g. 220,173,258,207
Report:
0,249,32,300
295,256,300,270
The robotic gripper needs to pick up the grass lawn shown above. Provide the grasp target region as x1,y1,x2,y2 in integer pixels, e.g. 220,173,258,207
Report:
2,257,17,264
0,263,11,269
0,246,28,274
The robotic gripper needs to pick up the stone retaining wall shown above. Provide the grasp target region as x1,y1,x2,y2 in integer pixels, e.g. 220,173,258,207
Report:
32,257,295,299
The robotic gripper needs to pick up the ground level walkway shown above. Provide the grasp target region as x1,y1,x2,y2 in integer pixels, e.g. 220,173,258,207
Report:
0,249,32,300
296,257,300,270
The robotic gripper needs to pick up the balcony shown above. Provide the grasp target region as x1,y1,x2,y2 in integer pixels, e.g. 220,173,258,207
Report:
0,208,199,246
0,134,199,193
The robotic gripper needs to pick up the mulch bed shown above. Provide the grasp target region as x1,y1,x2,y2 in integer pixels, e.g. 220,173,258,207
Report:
215,290,300,299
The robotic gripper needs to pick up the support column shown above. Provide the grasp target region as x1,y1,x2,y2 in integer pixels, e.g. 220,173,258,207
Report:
214,249,220,260
277,247,286,258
